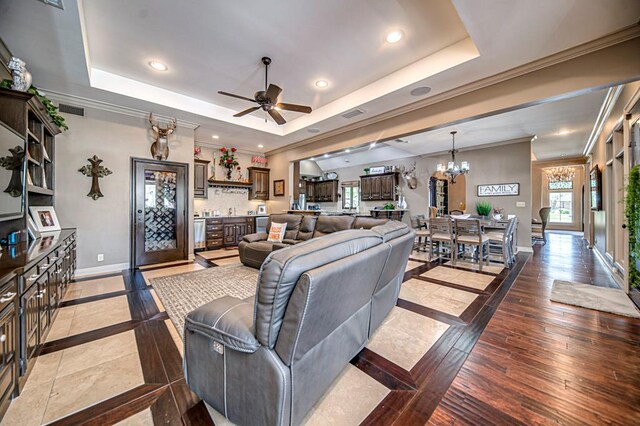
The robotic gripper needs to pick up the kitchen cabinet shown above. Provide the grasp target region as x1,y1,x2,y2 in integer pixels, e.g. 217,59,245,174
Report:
206,217,255,249
360,172,398,202
194,159,210,199
248,167,270,200
306,180,339,203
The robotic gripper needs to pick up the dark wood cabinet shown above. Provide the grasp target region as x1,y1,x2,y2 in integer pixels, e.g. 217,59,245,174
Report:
194,159,210,199
248,167,270,200
306,180,339,203
360,172,398,202
207,217,255,249
0,278,18,419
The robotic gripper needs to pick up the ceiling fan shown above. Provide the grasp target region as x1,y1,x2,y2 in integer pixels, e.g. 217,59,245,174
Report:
218,57,312,125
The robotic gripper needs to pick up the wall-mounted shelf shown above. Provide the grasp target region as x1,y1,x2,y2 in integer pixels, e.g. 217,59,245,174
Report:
208,179,253,189
27,185,54,196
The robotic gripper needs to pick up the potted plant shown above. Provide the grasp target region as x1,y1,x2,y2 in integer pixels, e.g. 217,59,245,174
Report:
364,167,370,175
219,147,239,180
383,202,395,210
476,201,492,219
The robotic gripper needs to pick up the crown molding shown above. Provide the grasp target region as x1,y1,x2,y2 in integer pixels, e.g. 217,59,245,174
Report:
194,140,262,156
583,85,624,156
42,89,201,130
266,24,640,156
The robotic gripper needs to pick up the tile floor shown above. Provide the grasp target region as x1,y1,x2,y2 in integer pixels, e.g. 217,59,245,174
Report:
2,247,507,425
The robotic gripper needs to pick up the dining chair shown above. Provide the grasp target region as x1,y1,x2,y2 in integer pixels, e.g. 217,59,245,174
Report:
412,214,430,252
454,219,490,271
428,217,455,263
449,209,464,215
487,218,516,267
532,207,551,244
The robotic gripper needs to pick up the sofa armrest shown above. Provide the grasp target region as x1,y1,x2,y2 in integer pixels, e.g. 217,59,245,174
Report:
185,296,259,353
242,232,269,243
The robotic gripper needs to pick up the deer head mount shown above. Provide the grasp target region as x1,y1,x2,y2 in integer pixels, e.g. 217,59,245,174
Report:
400,162,418,190
148,113,177,161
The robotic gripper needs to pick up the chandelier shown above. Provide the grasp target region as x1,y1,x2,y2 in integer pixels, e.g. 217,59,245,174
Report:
436,131,469,183
546,167,575,183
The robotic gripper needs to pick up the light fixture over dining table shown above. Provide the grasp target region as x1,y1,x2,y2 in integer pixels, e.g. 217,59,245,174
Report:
437,131,469,183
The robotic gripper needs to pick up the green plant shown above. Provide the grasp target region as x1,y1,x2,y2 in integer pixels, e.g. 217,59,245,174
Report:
383,202,395,210
476,201,492,216
364,167,370,174
1,80,69,131
625,165,640,288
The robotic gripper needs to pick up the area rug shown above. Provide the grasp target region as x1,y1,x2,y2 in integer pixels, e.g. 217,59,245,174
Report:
149,264,259,338
550,280,640,318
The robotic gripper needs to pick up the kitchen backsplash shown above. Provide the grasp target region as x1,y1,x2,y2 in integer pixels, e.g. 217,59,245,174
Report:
194,188,263,216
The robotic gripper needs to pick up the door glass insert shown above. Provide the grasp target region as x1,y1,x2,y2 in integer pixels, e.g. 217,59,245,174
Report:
144,170,177,252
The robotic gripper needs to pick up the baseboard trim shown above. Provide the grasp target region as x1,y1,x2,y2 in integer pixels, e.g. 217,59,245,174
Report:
592,246,624,289
75,262,129,278
516,246,534,253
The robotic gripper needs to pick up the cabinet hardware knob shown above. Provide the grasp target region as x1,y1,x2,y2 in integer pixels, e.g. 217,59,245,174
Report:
0,335,5,342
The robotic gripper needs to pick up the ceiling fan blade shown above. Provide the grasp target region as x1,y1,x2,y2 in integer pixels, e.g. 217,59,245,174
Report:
265,84,283,102
268,108,286,125
276,102,312,114
233,106,261,118
218,91,257,103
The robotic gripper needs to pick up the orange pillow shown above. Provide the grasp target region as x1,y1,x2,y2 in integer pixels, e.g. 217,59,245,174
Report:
267,222,287,242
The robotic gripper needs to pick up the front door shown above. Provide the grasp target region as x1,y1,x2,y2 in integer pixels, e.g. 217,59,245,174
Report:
131,158,188,268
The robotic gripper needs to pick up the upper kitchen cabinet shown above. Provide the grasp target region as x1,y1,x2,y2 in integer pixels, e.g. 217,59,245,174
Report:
360,172,398,201
194,159,210,199
248,167,270,200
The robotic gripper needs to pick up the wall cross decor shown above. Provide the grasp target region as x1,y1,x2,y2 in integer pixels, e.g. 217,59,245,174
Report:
78,155,112,200
0,145,25,197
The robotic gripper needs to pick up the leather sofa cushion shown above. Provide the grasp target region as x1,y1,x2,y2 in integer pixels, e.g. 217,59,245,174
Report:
267,214,303,240
353,217,388,229
297,215,317,241
371,221,410,242
254,229,383,348
282,239,303,245
186,296,259,353
312,216,355,238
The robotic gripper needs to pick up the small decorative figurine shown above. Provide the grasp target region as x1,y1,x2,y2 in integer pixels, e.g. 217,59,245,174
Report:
78,155,113,200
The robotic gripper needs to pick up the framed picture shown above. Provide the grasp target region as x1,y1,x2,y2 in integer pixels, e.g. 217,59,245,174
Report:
274,179,285,196
29,206,61,232
477,183,520,197
369,166,386,174
257,204,267,215
27,216,41,239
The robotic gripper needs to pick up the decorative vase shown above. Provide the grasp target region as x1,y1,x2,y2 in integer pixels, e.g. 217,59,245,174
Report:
398,196,407,209
226,169,232,180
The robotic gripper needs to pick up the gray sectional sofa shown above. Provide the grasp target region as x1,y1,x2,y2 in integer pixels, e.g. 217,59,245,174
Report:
183,220,415,426
238,213,389,268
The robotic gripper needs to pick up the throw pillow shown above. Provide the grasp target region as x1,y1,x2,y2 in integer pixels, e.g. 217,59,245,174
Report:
267,222,287,242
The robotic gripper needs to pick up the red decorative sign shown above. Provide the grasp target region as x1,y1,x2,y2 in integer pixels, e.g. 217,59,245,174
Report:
252,155,268,166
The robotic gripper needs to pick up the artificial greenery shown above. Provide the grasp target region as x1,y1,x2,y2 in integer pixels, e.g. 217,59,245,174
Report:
625,165,640,288
1,80,69,130
383,202,395,210
476,201,492,217
363,167,370,175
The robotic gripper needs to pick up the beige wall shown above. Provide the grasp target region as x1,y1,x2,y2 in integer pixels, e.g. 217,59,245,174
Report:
55,109,195,275
309,140,532,248
193,145,264,215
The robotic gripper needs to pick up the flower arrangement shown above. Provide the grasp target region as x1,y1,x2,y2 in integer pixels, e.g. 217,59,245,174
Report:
219,147,239,180
194,146,202,159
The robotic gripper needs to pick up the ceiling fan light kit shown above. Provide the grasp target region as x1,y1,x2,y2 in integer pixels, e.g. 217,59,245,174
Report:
218,57,312,125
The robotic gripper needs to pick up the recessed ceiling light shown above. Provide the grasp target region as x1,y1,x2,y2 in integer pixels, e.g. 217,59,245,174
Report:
258,144,264,148
385,30,404,44
557,130,572,136
323,153,329,158
148,61,168,72
410,86,431,97
345,159,350,162
309,157,315,161
370,142,377,148
315,80,329,89
308,128,321,134
345,148,351,153
212,135,219,139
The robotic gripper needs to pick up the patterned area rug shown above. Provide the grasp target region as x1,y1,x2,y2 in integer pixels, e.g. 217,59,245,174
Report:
551,280,640,318
149,264,260,338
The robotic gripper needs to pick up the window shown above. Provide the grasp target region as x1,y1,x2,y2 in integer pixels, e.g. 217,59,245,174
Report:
342,186,360,209
548,180,573,190
549,192,573,223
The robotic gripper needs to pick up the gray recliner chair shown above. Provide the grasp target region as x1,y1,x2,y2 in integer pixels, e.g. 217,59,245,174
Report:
184,223,414,426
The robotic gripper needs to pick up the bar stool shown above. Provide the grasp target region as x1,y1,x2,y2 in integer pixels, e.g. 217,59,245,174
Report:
487,218,515,267
428,217,456,263
454,219,490,271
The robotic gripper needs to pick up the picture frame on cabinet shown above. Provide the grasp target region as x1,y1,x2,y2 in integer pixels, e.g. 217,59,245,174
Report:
27,216,41,239
29,206,61,232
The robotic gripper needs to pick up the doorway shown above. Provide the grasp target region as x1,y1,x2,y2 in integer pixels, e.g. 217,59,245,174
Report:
131,158,188,268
